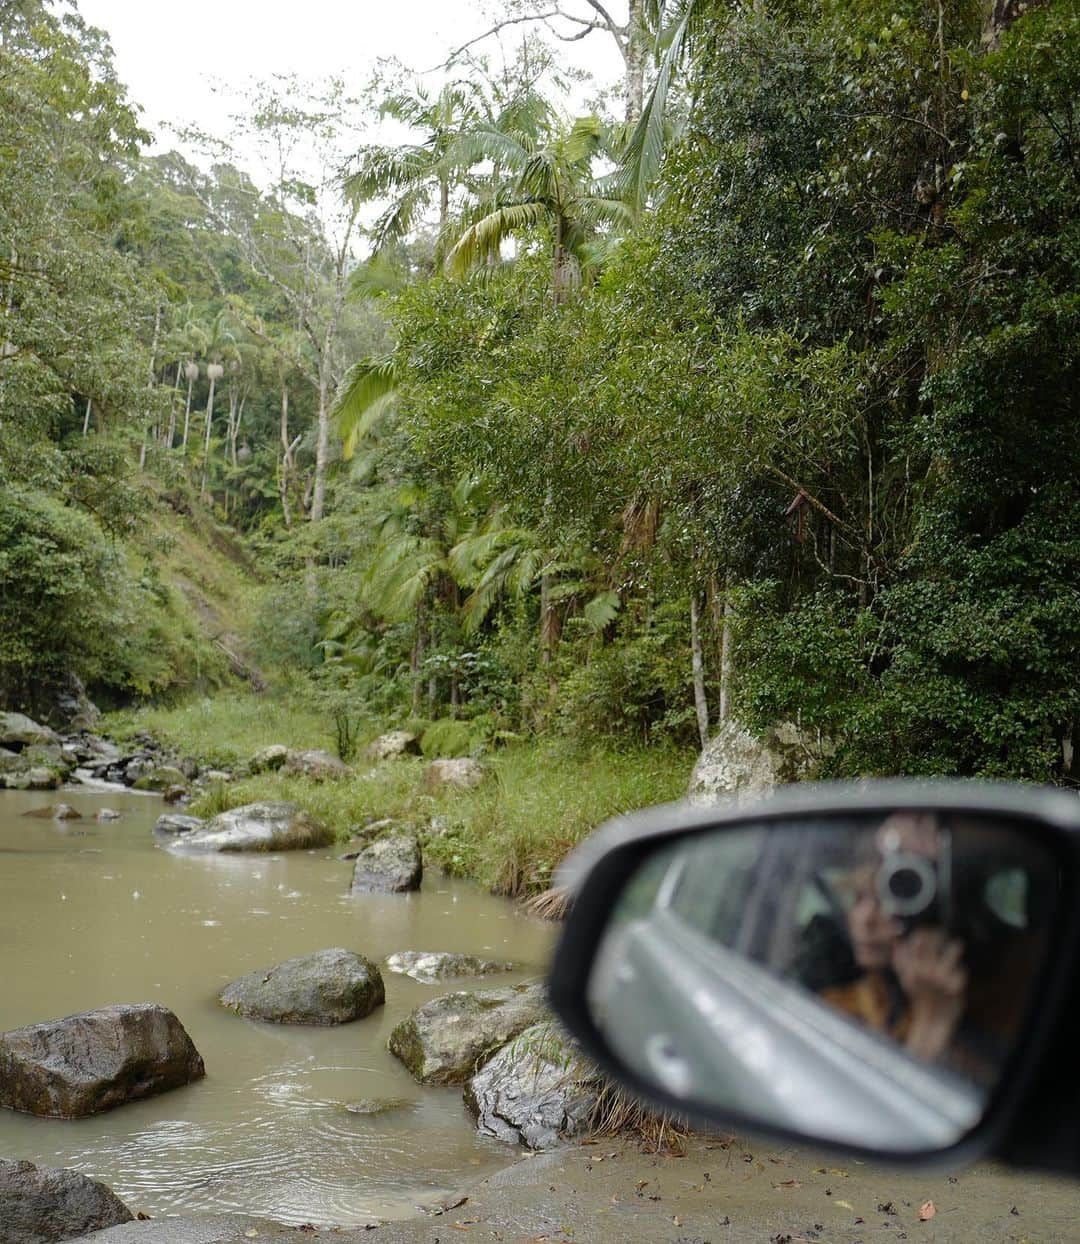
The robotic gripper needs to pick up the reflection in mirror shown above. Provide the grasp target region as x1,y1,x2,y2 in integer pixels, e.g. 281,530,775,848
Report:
587,812,1059,1153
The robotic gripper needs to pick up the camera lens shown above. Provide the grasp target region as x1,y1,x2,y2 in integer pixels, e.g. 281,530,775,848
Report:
878,852,937,918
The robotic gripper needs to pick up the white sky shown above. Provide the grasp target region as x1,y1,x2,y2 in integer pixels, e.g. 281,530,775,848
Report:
76,0,626,150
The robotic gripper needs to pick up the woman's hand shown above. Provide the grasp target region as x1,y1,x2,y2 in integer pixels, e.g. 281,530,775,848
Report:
892,927,967,1061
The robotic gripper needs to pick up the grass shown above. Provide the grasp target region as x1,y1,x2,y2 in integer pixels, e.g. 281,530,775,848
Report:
104,691,333,771
117,691,694,898
177,738,692,898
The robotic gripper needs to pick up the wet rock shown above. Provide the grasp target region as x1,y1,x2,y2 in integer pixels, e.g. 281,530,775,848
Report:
363,731,421,762
0,1003,205,1118
153,813,204,836
0,1156,133,1242
342,1096,414,1116
0,712,59,749
27,769,61,790
464,1021,597,1150
350,835,422,894
387,982,549,1085
22,805,73,821
122,757,153,785
165,802,332,853
282,748,350,781
687,718,835,805
178,756,199,780
385,951,516,984
249,744,289,773
423,757,487,793
131,765,188,792
219,949,384,1025
95,809,122,823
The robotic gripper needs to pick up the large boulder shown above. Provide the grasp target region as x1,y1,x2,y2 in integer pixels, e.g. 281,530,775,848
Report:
363,731,421,762
165,802,332,853
463,1022,597,1150
248,744,289,773
219,949,384,1025
0,712,59,749
422,757,487,793
0,1157,133,1243
387,982,548,1085
0,1004,205,1118
49,674,102,732
385,951,516,984
350,835,422,894
687,718,834,805
281,749,349,781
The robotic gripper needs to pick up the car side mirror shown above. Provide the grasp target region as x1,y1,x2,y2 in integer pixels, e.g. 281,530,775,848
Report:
548,781,1080,1164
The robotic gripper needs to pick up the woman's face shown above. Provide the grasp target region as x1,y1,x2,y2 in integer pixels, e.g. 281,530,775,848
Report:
848,869,902,970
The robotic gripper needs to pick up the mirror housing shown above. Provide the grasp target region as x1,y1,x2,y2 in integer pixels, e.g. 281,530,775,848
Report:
548,780,1080,1169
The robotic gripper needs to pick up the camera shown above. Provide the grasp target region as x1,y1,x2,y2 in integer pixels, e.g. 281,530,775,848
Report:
877,851,946,929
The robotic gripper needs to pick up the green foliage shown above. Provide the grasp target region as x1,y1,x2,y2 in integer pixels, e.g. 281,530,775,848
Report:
420,718,476,758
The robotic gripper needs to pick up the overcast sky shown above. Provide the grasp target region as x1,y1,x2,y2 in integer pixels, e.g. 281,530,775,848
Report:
76,0,626,150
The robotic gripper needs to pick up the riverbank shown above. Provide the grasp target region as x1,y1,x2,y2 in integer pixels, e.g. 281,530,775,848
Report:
83,1132,1076,1243
105,693,695,899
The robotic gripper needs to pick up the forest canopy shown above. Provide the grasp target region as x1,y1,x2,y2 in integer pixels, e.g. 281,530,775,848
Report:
1,0,1077,782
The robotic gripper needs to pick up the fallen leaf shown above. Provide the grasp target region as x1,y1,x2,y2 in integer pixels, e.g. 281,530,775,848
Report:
673,1216,682,1227
245,1234,259,1240
1010,1206,1020,1216
835,1200,854,1211
135,1214,151,1222
634,1179,649,1193
918,1201,936,1221
773,1179,801,1190
878,1201,898,1215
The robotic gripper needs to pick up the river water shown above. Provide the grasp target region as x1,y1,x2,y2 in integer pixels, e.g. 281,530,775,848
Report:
0,786,556,1226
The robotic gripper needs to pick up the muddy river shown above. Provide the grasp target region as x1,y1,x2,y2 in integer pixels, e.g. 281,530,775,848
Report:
0,786,555,1226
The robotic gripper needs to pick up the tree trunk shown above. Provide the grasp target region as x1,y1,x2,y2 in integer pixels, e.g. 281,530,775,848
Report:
165,360,182,447
279,385,294,529
552,215,564,307
625,0,645,124
690,591,710,748
81,397,92,437
713,580,733,725
182,373,194,448
311,375,330,522
201,374,216,500
411,598,426,716
139,302,162,471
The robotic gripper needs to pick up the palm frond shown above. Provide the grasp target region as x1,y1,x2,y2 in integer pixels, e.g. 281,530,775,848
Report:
583,590,621,632
616,0,705,210
332,355,400,457
444,201,547,276
344,145,433,202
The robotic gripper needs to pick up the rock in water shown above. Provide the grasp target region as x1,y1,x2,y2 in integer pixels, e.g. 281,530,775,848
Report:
282,749,350,780
687,718,835,805
422,758,487,792
0,1157,133,1243
153,813,204,836
165,802,332,853
464,1022,596,1150
350,835,422,894
0,1004,205,1118
385,951,516,983
219,949,385,1025
363,731,421,762
387,983,548,1085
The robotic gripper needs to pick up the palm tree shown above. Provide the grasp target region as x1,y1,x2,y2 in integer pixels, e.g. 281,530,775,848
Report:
444,114,635,302
344,81,486,255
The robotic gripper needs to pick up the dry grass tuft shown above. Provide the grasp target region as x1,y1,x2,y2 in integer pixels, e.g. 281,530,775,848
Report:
586,1078,690,1153
522,885,572,921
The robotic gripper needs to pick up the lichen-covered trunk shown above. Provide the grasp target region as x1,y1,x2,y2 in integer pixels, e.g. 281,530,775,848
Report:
625,0,645,124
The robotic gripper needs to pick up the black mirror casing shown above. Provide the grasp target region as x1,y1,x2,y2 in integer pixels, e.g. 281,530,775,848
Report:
547,780,1080,1173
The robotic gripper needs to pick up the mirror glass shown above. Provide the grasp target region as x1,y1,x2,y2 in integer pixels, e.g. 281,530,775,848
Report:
586,811,1060,1153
